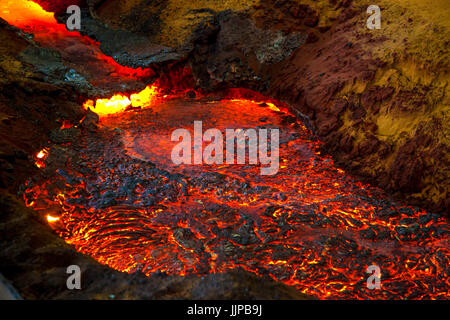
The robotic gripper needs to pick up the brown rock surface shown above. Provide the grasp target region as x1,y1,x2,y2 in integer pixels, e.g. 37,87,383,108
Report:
0,20,84,190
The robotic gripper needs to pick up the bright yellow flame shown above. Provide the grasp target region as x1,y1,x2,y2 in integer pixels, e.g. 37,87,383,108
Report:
131,85,159,108
86,94,131,116
36,150,46,159
36,148,49,159
83,85,160,116
46,215,60,223
35,148,49,168
267,102,280,112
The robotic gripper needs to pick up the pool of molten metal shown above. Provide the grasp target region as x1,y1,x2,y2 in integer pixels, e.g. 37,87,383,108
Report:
24,93,449,299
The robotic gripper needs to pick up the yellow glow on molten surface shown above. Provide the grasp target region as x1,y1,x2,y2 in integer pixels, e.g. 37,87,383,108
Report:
46,215,60,223
0,0,58,32
83,85,160,117
130,85,159,108
35,147,49,168
36,150,46,159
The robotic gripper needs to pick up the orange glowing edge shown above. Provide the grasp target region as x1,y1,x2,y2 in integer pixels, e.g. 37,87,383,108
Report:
230,99,280,112
83,85,160,116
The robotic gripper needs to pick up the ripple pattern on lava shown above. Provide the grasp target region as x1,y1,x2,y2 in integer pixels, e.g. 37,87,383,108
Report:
24,97,449,299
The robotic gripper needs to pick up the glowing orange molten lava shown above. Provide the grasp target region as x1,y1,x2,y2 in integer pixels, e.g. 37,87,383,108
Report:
25,94,450,300
0,0,55,28
7,0,449,301
0,0,154,79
